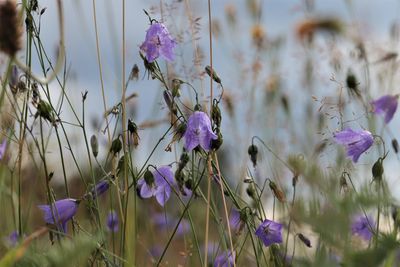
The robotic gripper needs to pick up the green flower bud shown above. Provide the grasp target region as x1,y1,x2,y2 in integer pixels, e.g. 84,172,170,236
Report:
372,158,384,181
110,135,122,155
205,65,222,84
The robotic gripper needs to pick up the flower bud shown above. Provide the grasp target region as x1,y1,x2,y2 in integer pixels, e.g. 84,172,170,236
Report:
248,144,258,167
0,0,22,56
110,135,122,155
298,233,312,248
90,135,98,158
128,119,140,148
372,158,384,181
392,138,399,154
212,102,222,127
172,79,183,97
246,186,256,199
211,129,223,151
163,90,177,115
205,65,222,84
269,180,286,203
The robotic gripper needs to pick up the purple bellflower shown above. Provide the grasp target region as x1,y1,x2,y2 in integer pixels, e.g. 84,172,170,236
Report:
38,198,79,232
140,22,176,63
84,180,110,200
371,94,398,123
106,210,119,232
137,165,175,206
351,215,375,241
183,111,218,152
255,219,283,247
214,251,236,267
5,231,19,247
333,128,374,163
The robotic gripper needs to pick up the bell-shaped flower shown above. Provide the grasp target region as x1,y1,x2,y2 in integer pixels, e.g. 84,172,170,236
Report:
184,111,218,152
106,210,119,232
140,22,177,63
371,94,398,123
38,198,79,232
137,166,176,206
351,215,375,241
334,128,374,163
255,219,283,247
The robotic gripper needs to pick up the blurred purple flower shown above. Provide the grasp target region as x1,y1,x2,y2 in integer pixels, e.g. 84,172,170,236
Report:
137,166,175,206
255,219,283,247
5,231,19,247
351,215,375,241
38,198,79,232
371,94,398,123
184,111,217,152
152,213,190,236
87,180,110,199
333,128,374,163
214,250,235,267
140,22,176,63
230,209,245,235
0,139,7,159
106,210,119,232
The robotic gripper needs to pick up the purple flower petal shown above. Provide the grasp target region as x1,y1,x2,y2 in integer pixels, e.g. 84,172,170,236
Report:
214,250,236,267
140,23,176,63
106,210,119,232
184,111,218,152
138,178,156,199
333,128,374,162
351,215,375,241
255,219,283,247
38,198,79,232
371,94,398,123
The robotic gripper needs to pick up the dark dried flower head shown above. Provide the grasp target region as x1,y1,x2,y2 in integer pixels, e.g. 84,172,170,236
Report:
0,0,22,56
372,158,384,181
128,119,140,148
392,139,399,154
110,135,122,155
298,233,312,248
129,64,139,81
248,144,258,167
90,135,99,158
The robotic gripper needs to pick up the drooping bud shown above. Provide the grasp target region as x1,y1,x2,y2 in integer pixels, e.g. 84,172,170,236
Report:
248,144,258,167
211,129,223,151
90,135,99,157
372,158,384,181
392,139,399,154
165,122,187,152
205,65,222,84
128,119,140,148
292,175,299,187
171,79,183,98
269,180,286,203
298,233,312,248
110,135,122,155
346,70,361,98
129,64,139,81
211,101,222,127
0,0,22,57
246,186,256,199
